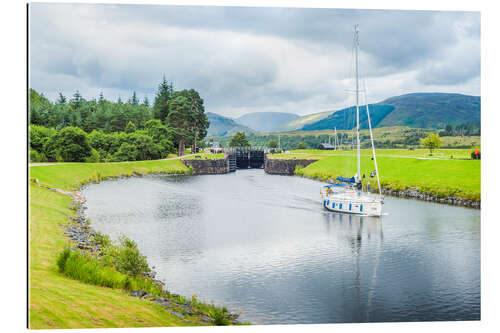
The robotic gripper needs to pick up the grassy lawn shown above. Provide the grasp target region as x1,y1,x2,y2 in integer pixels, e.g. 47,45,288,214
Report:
30,159,190,191
271,148,479,160
28,160,209,329
182,153,226,160
293,153,480,201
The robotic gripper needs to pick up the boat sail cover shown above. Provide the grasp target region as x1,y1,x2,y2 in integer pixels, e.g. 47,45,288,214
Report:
337,176,356,183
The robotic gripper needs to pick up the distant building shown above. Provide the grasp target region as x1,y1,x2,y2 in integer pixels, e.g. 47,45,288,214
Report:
318,143,335,150
211,142,220,148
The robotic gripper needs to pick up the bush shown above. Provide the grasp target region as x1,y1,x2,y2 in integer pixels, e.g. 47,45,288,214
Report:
45,126,93,162
56,247,72,273
29,124,55,152
112,142,139,161
210,306,230,326
30,149,47,162
92,231,111,248
84,148,100,163
101,236,150,277
56,247,162,295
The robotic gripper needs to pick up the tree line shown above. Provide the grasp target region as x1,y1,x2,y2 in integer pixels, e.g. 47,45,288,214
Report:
439,122,480,137
29,78,209,162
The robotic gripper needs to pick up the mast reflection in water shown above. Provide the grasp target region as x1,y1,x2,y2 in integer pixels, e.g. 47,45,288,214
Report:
82,169,480,324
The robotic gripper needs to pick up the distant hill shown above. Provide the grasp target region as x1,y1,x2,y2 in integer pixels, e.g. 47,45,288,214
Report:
236,112,300,133
302,93,480,131
280,110,334,131
302,105,395,131
206,112,255,137
377,93,480,128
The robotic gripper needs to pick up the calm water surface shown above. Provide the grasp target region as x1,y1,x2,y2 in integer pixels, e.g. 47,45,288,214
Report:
82,170,480,324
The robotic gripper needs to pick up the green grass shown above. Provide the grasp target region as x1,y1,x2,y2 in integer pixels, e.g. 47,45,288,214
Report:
271,148,479,160
294,153,480,201
29,184,195,329
182,153,226,160
28,159,215,329
30,159,190,191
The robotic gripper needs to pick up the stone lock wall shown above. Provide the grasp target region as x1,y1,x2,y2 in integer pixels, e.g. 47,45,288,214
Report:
181,156,230,175
264,156,318,176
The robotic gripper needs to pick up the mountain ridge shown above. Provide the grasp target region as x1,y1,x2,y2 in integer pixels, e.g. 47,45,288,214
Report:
206,92,481,136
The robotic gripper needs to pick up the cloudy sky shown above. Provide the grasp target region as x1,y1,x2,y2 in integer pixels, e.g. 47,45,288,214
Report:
29,3,480,117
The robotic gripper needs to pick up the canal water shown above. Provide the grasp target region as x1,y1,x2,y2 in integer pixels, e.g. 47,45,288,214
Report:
82,169,480,324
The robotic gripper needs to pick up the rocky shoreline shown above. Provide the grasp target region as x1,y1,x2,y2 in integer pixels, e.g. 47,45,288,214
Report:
33,176,242,325
377,187,480,209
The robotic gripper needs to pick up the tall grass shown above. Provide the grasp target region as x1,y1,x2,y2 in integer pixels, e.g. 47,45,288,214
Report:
57,248,163,296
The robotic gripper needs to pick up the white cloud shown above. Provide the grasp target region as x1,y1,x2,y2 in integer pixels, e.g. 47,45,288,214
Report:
30,3,480,117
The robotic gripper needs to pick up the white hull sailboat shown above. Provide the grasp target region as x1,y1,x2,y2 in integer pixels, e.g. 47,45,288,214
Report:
321,25,384,217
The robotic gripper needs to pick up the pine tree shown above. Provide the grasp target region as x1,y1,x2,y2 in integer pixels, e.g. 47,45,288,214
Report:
57,92,67,104
130,91,139,106
71,91,83,109
153,76,173,121
125,121,137,133
143,96,149,107
98,91,105,104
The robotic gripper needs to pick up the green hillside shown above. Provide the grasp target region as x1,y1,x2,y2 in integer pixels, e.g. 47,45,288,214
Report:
302,93,480,131
378,93,480,128
302,104,395,131
280,110,334,131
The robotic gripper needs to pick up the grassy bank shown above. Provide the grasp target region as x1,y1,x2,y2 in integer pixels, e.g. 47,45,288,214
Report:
290,153,480,201
28,159,227,329
271,148,479,160
182,153,226,160
30,159,190,191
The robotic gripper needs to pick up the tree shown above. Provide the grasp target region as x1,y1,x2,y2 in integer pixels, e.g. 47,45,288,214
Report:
44,126,92,162
229,131,251,147
98,91,105,104
112,142,139,162
71,91,84,109
57,92,67,105
125,121,136,133
268,139,278,148
187,89,209,152
421,133,442,153
143,96,149,107
166,93,192,156
129,91,139,106
153,76,173,121
297,142,307,149
29,124,55,153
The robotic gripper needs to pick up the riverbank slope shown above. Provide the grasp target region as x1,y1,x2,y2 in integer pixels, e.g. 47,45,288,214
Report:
268,149,480,204
28,159,225,329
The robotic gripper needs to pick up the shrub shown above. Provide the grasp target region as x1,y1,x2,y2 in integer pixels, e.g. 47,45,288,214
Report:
210,306,230,326
85,148,100,163
92,231,111,248
56,247,72,273
45,126,93,162
112,142,139,162
29,124,55,152
30,149,47,162
56,248,162,295
101,236,150,277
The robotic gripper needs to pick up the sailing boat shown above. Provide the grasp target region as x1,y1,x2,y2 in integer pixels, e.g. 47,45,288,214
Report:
321,25,383,217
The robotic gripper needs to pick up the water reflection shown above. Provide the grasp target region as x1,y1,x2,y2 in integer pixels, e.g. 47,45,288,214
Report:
82,170,480,324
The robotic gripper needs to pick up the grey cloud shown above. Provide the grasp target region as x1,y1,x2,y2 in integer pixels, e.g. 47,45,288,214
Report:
29,3,480,117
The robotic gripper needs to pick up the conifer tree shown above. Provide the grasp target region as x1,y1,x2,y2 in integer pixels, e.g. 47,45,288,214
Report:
153,75,173,121
57,92,67,104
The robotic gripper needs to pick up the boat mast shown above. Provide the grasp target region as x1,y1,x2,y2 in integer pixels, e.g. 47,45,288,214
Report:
354,25,361,183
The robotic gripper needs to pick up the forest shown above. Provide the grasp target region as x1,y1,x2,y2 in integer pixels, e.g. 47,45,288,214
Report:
29,78,209,162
